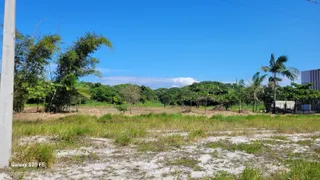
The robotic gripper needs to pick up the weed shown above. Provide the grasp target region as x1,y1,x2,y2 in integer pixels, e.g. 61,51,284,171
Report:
285,160,320,180
12,143,55,168
59,127,90,143
97,114,113,123
161,135,186,148
188,129,206,140
137,141,167,152
114,135,132,146
136,135,187,152
238,168,263,180
206,141,264,154
296,140,314,147
167,157,200,170
128,127,147,138
270,136,289,141
211,171,234,180
71,152,99,163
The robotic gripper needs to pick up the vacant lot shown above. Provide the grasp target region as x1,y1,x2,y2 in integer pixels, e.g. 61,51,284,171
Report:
2,112,320,179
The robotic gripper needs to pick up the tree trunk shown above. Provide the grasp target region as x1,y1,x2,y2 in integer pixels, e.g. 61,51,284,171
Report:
252,101,255,113
272,73,277,114
130,104,132,114
253,92,256,113
37,99,39,112
239,99,242,114
205,97,207,114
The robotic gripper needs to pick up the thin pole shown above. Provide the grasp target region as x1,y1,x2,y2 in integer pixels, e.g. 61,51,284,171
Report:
0,0,16,168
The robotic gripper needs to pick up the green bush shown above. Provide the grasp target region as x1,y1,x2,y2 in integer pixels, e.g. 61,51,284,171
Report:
115,105,128,114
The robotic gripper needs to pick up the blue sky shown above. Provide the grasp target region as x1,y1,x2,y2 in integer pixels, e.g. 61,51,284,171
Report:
1,0,319,88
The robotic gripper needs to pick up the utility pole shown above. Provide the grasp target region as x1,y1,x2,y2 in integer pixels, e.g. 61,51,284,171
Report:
0,0,16,168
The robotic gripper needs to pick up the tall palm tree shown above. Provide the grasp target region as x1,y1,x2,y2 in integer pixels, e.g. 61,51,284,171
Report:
251,72,267,112
261,54,299,114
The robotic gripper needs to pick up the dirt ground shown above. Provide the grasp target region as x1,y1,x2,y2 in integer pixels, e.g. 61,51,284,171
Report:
14,106,254,121
3,130,320,179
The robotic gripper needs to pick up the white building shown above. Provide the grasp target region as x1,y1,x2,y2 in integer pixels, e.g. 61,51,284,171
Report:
301,69,320,90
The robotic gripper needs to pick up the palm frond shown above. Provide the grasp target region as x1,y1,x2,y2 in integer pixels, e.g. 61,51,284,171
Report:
257,74,267,84
261,66,270,72
276,55,288,64
252,72,260,82
76,87,91,99
269,76,282,83
280,67,299,81
269,53,275,67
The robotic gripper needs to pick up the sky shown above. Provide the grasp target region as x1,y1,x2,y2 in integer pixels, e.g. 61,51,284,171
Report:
0,0,319,88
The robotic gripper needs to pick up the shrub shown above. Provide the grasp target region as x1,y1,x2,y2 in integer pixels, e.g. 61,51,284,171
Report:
115,105,128,114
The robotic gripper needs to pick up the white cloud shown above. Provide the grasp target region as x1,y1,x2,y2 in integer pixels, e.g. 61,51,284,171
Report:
172,77,198,87
100,76,198,89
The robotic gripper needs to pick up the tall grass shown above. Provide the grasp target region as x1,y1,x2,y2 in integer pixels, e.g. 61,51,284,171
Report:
13,114,320,141
11,143,56,168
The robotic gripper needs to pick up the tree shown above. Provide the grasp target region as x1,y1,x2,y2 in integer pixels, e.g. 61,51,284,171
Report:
120,84,141,114
250,72,267,112
91,84,118,103
283,83,317,113
47,32,112,112
157,89,172,108
260,83,277,113
14,31,60,112
140,85,157,103
219,89,238,110
235,79,245,113
27,80,53,112
261,54,299,114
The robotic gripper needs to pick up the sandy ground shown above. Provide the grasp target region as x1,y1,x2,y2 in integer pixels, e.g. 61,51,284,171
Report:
14,106,254,121
3,129,320,179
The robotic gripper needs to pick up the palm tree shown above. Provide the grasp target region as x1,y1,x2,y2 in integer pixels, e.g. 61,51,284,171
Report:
251,72,267,112
261,54,299,114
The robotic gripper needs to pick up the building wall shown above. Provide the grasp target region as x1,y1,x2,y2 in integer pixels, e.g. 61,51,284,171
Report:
301,69,320,90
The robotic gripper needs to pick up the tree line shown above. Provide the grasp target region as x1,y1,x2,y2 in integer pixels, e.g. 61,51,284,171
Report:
10,31,320,114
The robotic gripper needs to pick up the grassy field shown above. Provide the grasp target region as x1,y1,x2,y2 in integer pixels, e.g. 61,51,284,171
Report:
4,112,320,179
